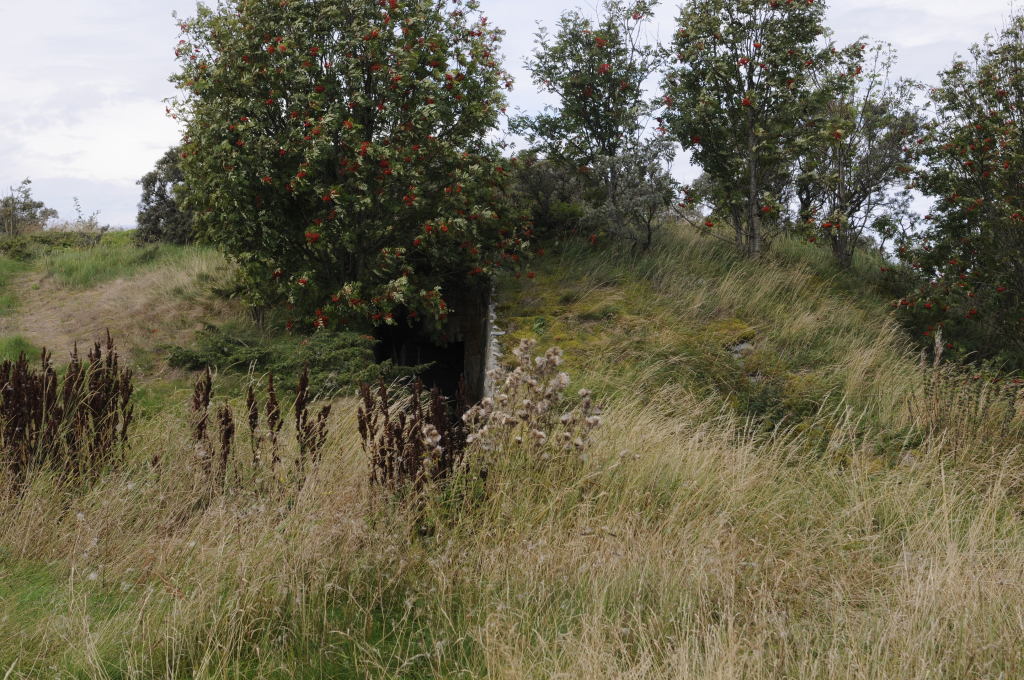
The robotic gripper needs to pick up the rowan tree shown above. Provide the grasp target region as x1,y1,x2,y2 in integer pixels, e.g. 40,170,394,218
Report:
795,43,923,268
662,0,833,256
897,16,1024,367
511,0,675,247
170,0,529,332
513,0,661,164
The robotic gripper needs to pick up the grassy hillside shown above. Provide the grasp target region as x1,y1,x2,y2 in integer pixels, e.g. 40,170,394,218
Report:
2,225,1023,679
0,231,313,417
499,227,1017,463
0,232,236,369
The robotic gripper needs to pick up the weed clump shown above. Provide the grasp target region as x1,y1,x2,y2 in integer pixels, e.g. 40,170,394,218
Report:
463,339,602,460
358,379,469,493
0,332,134,486
357,340,603,499
188,367,330,493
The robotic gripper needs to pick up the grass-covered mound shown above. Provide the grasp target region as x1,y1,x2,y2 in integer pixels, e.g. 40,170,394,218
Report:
1,224,1023,678
498,226,1008,463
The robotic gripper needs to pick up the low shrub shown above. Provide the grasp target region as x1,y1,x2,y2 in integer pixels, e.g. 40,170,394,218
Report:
0,231,102,261
168,324,407,395
580,137,679,250
510,153,589,240
510,143,678,250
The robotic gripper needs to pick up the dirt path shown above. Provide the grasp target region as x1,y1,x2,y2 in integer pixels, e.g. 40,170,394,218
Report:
0,265,238,373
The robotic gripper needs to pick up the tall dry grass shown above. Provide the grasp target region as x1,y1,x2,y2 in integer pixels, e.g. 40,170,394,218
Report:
2,225,1024,678
3,379,1023,678
3,369,1023,677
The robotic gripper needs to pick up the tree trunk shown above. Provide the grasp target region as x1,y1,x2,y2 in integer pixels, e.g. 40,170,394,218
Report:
731,204,744,250
750,214,762,257
831,229,854,269
745,115,761,257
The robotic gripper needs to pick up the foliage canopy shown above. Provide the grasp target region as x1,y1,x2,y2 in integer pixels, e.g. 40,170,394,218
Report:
136,146,195,245
898,15,1024,368
662,0,832,256
795,43,923,268
171,0,529,332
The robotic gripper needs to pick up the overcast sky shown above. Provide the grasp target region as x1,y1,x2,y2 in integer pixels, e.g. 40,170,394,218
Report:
1,0,1016,227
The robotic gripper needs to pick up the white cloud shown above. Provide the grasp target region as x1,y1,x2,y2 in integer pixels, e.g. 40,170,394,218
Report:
0,0,1016,225
0,0,192,224
2,100,176,185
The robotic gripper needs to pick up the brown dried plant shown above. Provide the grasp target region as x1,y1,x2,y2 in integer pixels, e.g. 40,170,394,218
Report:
358,378,469,493
246,383,260,467
0,331,134,487
265,373,283,470
188,368,333,492
217,404,234,490
295,367,331,481
190,367,213,478
461,339,602,462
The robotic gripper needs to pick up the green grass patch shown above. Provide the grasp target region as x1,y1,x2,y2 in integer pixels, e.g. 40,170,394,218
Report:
0,255,30,281
0,335,41,362
0,255,29,315
40,239,191,288
132,375,198,420
497,222,918,442
770,234,907,303
0,557,141,674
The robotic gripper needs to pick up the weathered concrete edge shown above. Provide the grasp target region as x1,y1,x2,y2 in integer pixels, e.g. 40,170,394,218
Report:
482,286,503,398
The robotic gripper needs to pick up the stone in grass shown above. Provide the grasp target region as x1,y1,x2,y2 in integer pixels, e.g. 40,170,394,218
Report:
729,342,756,359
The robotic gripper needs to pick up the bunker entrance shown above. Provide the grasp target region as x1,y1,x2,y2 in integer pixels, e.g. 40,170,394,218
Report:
372,285,490,403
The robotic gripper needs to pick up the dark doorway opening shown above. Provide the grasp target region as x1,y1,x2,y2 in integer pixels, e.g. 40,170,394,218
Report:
373,324,467,399
371,283,491,403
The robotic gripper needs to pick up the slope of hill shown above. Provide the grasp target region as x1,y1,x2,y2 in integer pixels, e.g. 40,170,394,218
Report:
498,227,998,462
1,225,1023,679
0,232,237,370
